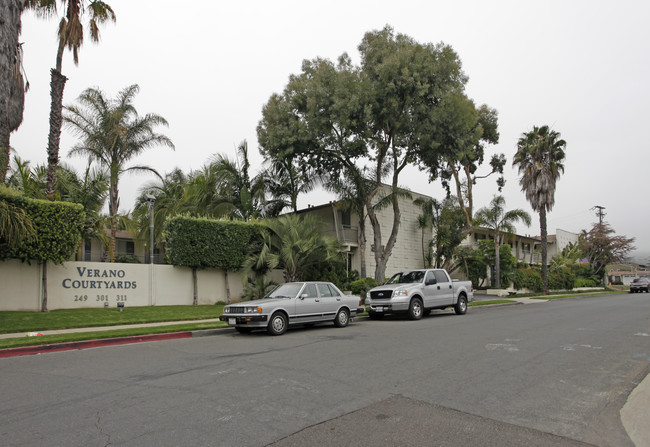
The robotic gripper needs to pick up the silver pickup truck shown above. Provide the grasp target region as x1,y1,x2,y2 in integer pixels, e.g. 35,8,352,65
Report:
366,269,473,320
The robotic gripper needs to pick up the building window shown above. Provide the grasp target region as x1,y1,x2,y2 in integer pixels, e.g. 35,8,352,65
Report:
341,210,351,227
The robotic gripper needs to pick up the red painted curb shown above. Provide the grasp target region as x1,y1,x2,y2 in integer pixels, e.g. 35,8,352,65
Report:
0,332,193,358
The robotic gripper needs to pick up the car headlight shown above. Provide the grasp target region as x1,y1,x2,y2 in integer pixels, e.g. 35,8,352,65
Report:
394,289,408,297
244,307,262,314
223,307,230,313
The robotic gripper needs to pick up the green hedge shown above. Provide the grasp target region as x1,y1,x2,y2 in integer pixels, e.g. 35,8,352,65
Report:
163,216,264,270
350,277,380,300
0,190,84,264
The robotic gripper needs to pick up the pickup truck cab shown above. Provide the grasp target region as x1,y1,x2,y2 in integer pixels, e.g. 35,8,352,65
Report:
366,269,473,320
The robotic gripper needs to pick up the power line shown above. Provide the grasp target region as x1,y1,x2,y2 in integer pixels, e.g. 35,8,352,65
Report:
592,205,606,225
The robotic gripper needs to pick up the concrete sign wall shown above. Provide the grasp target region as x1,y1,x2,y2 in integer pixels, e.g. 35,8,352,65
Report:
0,259,267,311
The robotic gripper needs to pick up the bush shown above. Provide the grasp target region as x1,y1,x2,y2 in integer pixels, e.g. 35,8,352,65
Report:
115,254,140,264
350,277,379,301
575,278,597,288
548,268,576,290
511,266,543,292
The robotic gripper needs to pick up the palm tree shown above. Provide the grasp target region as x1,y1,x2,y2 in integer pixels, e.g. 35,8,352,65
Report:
473,195,531,288
41,0,116,199
264,155,322,214
513,125,566,293
244,214,342,282
188,141,267,220
6,156,46,198
0,186,37,249
133,168,189,257
0,0,35,183
326,166,373,278
413,197,439,268
65,84,174,261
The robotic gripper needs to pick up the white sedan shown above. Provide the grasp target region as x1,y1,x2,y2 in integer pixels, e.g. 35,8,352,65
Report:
219,282,362,335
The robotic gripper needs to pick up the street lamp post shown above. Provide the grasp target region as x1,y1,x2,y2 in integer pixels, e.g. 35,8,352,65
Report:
145,194,156,305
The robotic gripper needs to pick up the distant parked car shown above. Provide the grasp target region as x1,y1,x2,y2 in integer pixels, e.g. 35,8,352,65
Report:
219,282,362,335
629,277,650,293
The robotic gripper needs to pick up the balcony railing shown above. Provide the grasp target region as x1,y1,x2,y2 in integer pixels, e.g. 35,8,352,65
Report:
324,225,359,245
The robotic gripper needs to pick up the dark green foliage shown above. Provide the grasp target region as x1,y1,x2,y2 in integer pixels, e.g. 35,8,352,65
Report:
455,241,517,288
548,268,576,290
350,277,380,300
164,216,264,271
574,278,597,288
512,266,544,292
115,254,140,264
0,190,84,264
454,245,488,287
242,275,278,300
303,262,359,291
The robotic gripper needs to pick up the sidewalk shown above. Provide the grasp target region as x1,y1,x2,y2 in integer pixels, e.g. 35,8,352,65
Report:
0,318,223,340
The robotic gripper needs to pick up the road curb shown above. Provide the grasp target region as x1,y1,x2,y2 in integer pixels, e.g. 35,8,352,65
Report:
0,331,194,358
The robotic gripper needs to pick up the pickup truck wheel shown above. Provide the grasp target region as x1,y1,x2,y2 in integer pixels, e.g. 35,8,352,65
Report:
455,295,468,315
334,308,350,327
408,298,423,320
368,311,384,320
267,312,288,336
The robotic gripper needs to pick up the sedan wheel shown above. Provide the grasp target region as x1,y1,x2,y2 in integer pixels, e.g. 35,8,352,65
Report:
334,308,350,328
268,312,288,336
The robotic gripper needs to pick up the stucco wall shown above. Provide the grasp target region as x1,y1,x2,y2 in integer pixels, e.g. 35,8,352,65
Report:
362,189,431,279
0,259,278,311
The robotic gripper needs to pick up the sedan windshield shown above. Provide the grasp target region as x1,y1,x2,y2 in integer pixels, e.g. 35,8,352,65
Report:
386,271,425,284
266,283,304,299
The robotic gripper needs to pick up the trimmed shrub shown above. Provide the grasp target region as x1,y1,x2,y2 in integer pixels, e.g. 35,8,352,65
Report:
0,190,84,264
164,216,264,271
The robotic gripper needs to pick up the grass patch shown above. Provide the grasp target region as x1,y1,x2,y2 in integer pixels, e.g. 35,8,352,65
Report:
0,305,224,334
470,300,516,306
529,291,616,300
0,320,229,350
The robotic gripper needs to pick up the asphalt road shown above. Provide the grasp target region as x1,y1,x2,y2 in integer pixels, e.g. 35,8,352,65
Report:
1,293,649,446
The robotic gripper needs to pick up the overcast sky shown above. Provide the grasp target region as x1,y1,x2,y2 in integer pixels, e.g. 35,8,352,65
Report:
12,0,650,261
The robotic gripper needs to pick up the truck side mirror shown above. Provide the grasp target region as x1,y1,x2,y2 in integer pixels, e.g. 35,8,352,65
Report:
425,278,437,285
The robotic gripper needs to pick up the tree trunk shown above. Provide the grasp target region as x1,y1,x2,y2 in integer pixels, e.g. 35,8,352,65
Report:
192,268,198,306
108,177,120,262
0,120,9,183
45,68,67,199
0,0,26,183
494,236,501,289
358,217,367,279
540,207,549,294
224,270,231,304
41,261,49,312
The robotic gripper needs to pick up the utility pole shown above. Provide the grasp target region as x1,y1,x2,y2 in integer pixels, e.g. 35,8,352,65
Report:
592,205,606,224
